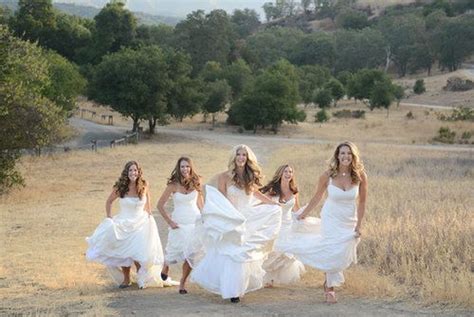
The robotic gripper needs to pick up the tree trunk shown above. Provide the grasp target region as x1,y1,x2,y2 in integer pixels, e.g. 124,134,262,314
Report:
148,118,156,134
132,117,140,132
384,46,391,73
211,113,216,128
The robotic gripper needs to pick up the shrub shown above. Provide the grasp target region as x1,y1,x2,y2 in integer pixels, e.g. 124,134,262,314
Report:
436,107,474,121
315,109,330,123
406,111,414,119
433,127,456,144
332,109,365,119
413,79,426,94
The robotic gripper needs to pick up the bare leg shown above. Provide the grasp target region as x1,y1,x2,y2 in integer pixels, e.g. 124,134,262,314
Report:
120,266,131,288
161,264,169,280
179,260,192,294
134,261,141,272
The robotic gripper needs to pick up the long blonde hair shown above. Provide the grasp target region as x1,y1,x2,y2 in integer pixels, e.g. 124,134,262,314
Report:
228,144,263,194
167,157,201,192
261,164,298,197
114,161,146,198
329,141,365,184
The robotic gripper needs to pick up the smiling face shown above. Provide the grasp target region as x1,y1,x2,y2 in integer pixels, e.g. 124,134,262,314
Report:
282,166,294,182
180,159,191,178
337,145,353,168
234,148,248,168
128,164,139,182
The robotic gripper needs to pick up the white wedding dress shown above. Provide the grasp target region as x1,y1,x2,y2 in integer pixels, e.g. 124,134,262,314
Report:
164,190,201,264
263,196,306,285
86,196,164,288
190,185,282,299
284,178,360,287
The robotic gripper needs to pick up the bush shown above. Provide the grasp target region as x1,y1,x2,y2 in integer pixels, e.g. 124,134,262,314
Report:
461,131,472,140
413,79,426,94
444,77,474,92
315,109,330,123
406,111,415,119
332,109,365,119
436,107,474,121
433,127,456,144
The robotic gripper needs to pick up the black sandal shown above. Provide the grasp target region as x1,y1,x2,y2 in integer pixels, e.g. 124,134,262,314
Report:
230,297,240,303
179,289,188,294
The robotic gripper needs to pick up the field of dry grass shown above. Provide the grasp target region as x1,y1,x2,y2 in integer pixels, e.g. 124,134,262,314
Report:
1,131,472,315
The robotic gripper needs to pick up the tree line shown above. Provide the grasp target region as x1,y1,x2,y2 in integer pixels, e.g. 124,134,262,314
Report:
1,0,473,192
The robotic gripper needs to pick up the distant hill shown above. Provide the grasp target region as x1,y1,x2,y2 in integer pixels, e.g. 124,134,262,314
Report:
0,0,181,26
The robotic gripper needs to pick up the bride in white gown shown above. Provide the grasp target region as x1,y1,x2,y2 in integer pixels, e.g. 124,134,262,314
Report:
261,164,306,286
86,161,164,289
296,141,368,303
157,157,203,294
190,144,282,303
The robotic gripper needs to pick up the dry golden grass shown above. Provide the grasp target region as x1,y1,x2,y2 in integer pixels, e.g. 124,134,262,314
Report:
268,143,474,307
2,125,472,314
1,141,229,316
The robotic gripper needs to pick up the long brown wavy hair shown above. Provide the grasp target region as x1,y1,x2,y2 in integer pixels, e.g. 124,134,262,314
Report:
167,157,201,192
114,161,147,198
329,141,365,184
260,164,298,198
228,144,263,194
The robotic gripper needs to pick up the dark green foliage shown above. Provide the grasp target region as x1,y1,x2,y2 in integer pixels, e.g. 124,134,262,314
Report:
325,78,345,106
174,9,235,74
313,88,332,109
413,79,426,94
231,8,260,38
290,33,335,68
433,127,456,143
335,7,369,30
202,80,232,127
229,60,305,133
297,65,331,105
1,26,67,192
334,28,386,73
88,45,171,133
221,59,254,99
436,107,474,122
315,109,330,123
332,109,365,119
392,84,405,107
242,26,305,69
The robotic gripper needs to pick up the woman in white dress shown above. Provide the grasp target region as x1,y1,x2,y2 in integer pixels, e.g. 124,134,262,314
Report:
261,164,306,287
296,141,368,303
157,157,204,294
191,144,282,303
86,161,164,289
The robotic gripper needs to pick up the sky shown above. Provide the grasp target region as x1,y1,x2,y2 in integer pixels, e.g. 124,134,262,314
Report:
55,0,269,17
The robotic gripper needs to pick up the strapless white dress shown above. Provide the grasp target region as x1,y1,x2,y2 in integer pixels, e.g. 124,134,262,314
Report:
165,190,201,264
190,185,282,299
86,197,164,288
263,196,306,285
284,178,360,287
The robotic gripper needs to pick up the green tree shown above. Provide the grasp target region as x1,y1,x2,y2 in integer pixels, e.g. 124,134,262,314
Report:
230,60,305,133
347,68,392,104
313,88,332,109
202,80,231,128
335,7,369,30
199,61,223,82
297,65,331,105
222,59,254,99
290,33,335,68
392,84,405,107
165,50,204,122
90,0,137,63
242,26,305,69
378,14,426,77
231,9,260,38
174,10,235,74
325,78,345,106
43,51,86,114
370,80,394,117
334,28,386,73
1,26,66,192
435,16,474,72
88,46,171,133
134,24,175,48
10,0,56,47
